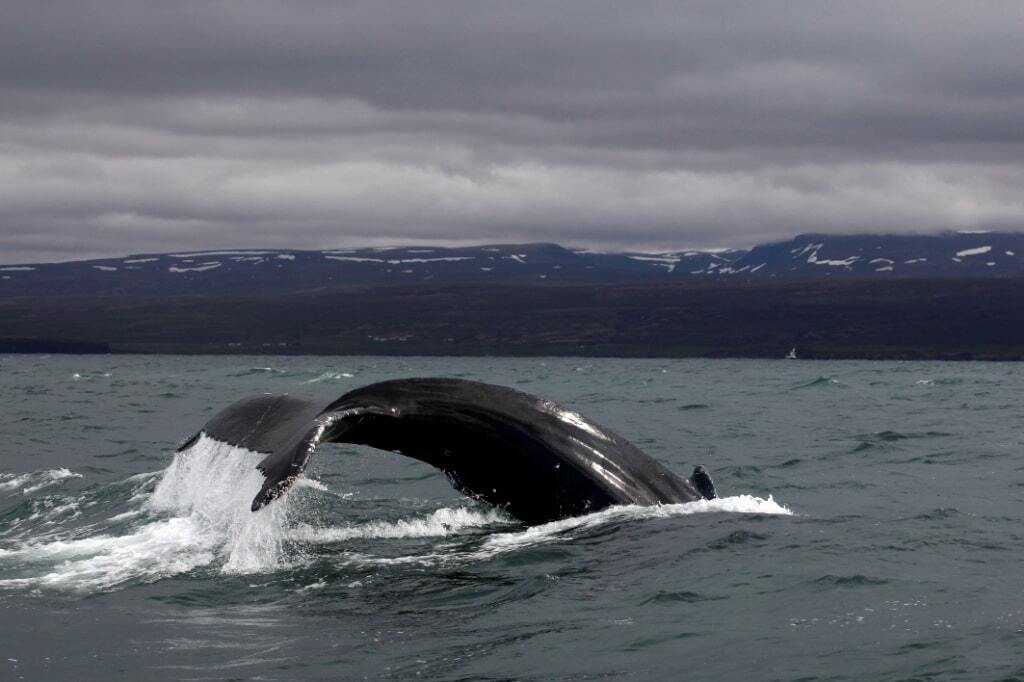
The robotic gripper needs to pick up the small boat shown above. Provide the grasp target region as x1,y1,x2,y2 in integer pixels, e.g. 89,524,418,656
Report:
785,347,798,360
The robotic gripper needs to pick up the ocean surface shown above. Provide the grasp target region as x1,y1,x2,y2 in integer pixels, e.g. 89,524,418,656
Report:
0,355,1021,681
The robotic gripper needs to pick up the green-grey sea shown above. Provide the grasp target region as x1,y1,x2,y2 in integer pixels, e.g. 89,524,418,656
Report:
1,355,1021,680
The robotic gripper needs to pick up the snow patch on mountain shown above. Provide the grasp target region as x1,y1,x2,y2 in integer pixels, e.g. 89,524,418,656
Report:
956,246,992,257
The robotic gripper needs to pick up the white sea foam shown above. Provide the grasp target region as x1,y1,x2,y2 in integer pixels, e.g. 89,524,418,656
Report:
0,468,82,494
294,478,329,492
0,436,792,592
148,435,292,574
479,495,791,556
21,499,82,526
333,495,791,569
0,497,84,541
0,436,297,592
290,507,511,544
304,371,354,383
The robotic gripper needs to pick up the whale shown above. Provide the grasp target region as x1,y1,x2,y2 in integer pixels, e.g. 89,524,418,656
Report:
179,377,716,525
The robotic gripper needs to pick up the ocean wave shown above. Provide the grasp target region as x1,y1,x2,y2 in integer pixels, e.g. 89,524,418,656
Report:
813,574,890,587
791,376,843,390
289,507,512,543
228,367,288,377
851,430,953,450
0,468,82,495
304,371,355,384
338,495,793,569
478,495,791,556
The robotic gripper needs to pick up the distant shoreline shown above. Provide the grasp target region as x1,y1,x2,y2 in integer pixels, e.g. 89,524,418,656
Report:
3,278,1022,362
2,344,1018,362
4,339,1019,360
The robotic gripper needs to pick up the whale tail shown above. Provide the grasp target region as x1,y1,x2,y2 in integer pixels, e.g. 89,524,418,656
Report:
178,378,710,524
176,393,336,511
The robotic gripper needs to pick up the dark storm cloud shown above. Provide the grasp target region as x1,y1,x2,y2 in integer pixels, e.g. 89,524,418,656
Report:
1,1,1023,262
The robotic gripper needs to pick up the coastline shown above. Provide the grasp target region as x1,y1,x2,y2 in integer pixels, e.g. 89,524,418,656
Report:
3,278,1022,361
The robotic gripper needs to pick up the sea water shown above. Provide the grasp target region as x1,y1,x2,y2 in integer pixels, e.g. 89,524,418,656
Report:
0,355,1021,680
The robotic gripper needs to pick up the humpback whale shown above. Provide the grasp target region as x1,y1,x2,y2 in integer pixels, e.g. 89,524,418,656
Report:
179,378,715,525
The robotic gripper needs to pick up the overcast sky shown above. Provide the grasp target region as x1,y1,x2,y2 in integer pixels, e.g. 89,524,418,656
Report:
2,1,1024,263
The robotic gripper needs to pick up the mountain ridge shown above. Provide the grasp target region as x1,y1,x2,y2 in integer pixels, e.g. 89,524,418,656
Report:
2,232,1023,299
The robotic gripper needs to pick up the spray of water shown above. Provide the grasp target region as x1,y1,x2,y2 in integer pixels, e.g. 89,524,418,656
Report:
0,434,793,592
0,435,295,592
149,435,293,573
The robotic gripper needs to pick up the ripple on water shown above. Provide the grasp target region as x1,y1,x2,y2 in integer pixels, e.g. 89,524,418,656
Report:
706,530,769,550
813,574,890,588
640,590,725,605
791,376,843,390
228,367,288,378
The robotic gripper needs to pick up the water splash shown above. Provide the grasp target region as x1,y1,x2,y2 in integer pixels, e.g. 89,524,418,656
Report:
149,435,293,574
0,436,297,592
0,438,792,592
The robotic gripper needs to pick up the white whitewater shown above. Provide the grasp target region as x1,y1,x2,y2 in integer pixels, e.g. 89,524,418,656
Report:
0,435,791,592
289,506,515,544
331,494,792,568
0,468,82,495
0,436,294,591
479,494,791,557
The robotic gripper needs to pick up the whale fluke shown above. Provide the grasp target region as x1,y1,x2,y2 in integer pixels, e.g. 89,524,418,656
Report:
689,465,717,500
180,378,713,524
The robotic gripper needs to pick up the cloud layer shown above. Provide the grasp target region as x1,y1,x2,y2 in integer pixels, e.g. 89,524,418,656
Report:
3,1,1024,262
